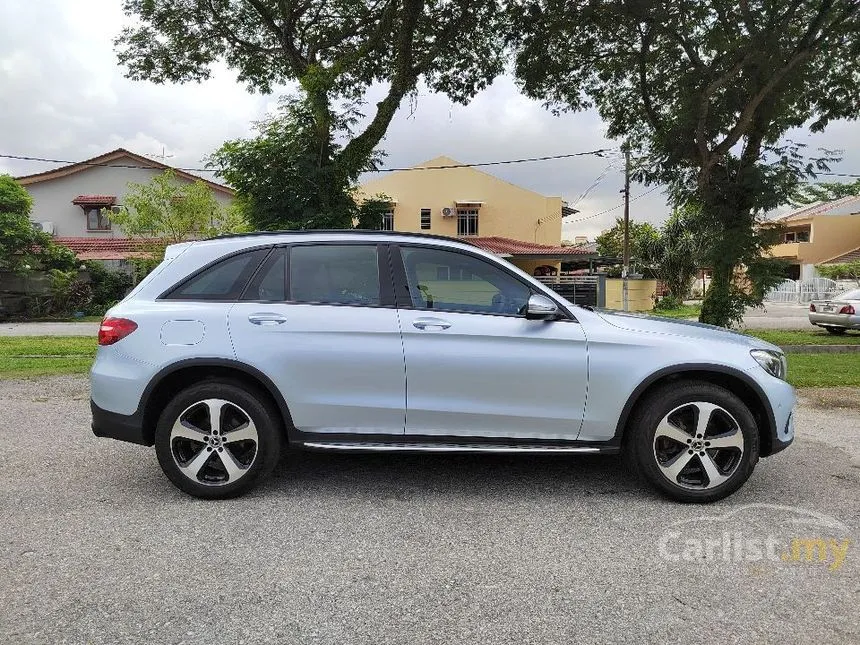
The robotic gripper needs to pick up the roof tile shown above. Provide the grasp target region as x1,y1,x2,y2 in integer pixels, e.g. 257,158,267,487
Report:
464,236,593,256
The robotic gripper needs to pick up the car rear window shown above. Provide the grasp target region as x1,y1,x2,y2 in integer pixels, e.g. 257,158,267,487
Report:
165,248,269,300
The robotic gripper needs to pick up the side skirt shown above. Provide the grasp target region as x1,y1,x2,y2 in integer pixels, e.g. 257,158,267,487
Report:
294,437,619,455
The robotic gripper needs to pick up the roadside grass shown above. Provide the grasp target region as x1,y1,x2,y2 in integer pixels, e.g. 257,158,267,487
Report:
746,329,860,346
650,304,702,319
0,336,96,379
787,353,860,388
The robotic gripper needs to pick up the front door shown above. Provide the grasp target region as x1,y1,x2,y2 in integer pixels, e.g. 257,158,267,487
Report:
228,243,406,436
392,244,588,440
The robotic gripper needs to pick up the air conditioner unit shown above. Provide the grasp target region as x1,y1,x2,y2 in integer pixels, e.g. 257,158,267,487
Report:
34,221,55,235
441,207,454,217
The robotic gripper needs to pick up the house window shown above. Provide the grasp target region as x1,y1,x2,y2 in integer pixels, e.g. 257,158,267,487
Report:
420,208,431,230
457,209,479,236
380,211,394,231
797,230,810,242
86,208,111,231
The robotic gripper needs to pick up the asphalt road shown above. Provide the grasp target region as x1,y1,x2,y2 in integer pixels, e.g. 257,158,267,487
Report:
1,376,858,645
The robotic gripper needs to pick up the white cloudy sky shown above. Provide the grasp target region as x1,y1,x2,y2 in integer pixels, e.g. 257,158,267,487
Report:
2,0,859,240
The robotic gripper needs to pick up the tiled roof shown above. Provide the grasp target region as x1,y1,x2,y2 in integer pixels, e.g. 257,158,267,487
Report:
72,194,116,206
821,246,860,265
54,237,151,261
15,148,234,196
773,195,860,222
464,236,596,257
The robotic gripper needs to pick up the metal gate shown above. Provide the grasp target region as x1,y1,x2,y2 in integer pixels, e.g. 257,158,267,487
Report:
536,275,604,307
765,278,840,303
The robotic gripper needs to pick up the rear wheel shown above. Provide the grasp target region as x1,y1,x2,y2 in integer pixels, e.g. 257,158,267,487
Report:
154,380,282,499
624,381,760,503
825,327,847,335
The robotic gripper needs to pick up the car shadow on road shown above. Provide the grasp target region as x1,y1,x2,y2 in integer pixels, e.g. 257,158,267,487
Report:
254,450,652,502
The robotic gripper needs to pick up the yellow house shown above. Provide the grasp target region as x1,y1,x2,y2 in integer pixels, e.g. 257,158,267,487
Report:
357,155,592,275
765,195,860,280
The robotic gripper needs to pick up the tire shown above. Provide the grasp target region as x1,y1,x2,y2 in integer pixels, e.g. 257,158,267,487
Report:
825,327,847,335
623,380,760,503
154,380,283,499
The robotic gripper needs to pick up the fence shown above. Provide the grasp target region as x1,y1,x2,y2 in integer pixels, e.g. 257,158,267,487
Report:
764,278,840,303
536,274,605,307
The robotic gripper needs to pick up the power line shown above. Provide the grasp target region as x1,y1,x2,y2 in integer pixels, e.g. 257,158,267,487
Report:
565,185,662,224
0,148,614,174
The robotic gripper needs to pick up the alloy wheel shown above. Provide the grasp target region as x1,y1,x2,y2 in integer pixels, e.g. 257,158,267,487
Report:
169,398,259,486
652,401,745,490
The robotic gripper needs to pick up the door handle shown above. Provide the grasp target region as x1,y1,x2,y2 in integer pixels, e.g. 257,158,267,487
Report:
412,317,451,330
248,313,287,326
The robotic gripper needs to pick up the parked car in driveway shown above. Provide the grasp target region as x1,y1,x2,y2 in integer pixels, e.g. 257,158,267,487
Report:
90,231,795,502
809,289,860,334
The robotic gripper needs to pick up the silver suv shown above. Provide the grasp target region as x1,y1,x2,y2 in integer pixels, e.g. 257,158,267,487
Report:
91,231,795,502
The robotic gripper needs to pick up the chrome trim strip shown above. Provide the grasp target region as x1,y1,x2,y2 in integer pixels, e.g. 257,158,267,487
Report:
302,442,603,454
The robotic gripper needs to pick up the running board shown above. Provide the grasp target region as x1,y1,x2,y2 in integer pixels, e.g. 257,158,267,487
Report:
301,441,615,454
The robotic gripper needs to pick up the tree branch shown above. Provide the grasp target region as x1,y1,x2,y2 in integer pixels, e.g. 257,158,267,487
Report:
636,25,664,135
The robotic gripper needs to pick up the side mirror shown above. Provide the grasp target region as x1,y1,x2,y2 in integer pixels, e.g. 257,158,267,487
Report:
526,294,559,320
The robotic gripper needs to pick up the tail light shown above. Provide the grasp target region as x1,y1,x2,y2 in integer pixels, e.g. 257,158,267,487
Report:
98,317,138,346
809,304,816,312
839,304,855,315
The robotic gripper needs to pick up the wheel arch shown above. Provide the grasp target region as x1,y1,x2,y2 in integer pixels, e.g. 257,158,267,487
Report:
614,364,778,457
138,358,295,446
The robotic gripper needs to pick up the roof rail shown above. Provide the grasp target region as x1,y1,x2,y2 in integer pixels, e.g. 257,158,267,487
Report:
212,228,475,245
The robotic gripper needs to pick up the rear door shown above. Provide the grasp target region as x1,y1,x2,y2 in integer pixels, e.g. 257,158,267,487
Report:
228,243,406,436
392,244,588,440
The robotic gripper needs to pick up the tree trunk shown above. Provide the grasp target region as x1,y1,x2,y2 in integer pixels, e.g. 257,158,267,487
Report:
700,259,735,327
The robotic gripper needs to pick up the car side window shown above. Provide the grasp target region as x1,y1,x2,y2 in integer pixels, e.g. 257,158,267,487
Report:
166,248,268,300
289,245,380,306
400,247,531,316
241,249,286,301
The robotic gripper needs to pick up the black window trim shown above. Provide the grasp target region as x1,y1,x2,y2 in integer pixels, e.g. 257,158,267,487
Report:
159,245,273,301
239,246,287,302
389,242,577,321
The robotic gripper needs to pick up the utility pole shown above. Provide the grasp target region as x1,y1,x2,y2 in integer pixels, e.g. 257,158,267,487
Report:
622,148,631,312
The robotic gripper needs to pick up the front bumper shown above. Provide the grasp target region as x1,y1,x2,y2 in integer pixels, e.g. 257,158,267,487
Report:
91,400,151,446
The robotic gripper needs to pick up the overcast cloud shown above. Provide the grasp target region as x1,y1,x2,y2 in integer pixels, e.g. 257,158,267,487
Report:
2,1,858,240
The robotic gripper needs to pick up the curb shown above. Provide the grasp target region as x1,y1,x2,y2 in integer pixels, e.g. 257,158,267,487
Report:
780,345,860,354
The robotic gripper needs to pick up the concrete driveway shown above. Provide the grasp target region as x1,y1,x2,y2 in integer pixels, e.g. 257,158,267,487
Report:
741,303,815,330
1,376,857,644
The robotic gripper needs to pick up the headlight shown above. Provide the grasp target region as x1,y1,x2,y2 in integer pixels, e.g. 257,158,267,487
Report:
751,349,787,380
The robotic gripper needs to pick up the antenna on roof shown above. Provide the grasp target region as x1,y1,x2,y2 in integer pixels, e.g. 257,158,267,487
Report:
153,146,174,161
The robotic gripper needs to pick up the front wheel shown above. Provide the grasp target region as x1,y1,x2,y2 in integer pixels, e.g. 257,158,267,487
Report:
154,380,283,499
624,381,760,503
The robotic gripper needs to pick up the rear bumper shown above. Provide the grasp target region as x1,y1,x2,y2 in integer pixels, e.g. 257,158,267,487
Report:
91,400,151,446
809,312,860,329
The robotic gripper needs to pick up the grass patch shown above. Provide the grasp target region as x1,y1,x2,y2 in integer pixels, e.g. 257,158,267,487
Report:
746,329,860,346
650,304,702,319
0,336,96,379
787,353,860,387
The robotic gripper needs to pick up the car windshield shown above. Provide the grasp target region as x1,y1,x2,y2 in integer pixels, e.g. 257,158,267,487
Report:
837,289,860,301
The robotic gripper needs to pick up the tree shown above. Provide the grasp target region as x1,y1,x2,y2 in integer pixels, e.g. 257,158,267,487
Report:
790,178,860,205
116,0,505,193
110,170,248,245
641,206,705,305
512,1,860,327
817,261,860,285
209,96,388,230
0,174,77,273
595,217,659,267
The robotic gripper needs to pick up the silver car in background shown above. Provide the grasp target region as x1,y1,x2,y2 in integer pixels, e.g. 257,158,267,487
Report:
809,288,860,334
89,231,795,503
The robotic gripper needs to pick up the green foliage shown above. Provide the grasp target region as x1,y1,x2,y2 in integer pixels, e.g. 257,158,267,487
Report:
594,218,659,265
640,206,705,303
790,179,860,206
117,0,505,206
84,262,133,316
110,169,244,243
0,174,78,273
48,270,92,316
209,96,385,230
511,0,860,327
816,261,860,282
355,194,394,230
